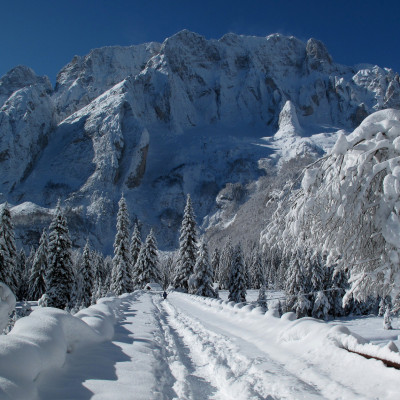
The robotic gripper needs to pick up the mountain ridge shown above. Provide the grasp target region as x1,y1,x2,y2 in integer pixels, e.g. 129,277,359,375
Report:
1,30,399,252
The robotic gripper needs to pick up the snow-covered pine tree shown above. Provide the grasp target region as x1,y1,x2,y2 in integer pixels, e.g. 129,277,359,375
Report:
218,238,234,289
29,229,48,300
103,256,113,294
111,195,132,295
144,229,161,284
312,290,330,320
228,244,247,303
257,284,268,311
134,230,161,288
250,250,265,289
130,222,142,275
0,203,18,293
78,240,93,307
173,194,197,292
192,241,216,298
296,292,311,319
16,249,29,300
384,305,392,330
46,200,74,309
285,249,307,312
330,267,348,317
211,247,220,283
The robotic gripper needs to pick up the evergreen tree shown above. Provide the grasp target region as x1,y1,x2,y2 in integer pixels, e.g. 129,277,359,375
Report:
111,195,132,295
296,292,311,319
0,204,18,293
17,249,29,300
312,290,330,320
29,229,48,300
257,284,268,311
330,267,348,317
144,229,161,284
78,240,94,307
130,222,142,273
250,250,265,289
134,230,161,288
285,250,307,312
228,244,247,303
384,305,392,330
46,201,74,309
192,241,216,298
173,194,197,292
219,238,234,289
211,247,220,283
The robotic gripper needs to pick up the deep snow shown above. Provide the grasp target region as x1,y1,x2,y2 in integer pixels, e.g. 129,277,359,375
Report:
1,290,400,399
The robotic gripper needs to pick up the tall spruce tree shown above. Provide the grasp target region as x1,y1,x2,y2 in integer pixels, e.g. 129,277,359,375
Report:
78,240,94,307
250,251,265,289
192,241,216,298
46,201,74,309
211,247,220,283
228,244,247,303
17,249,29,300
0,204,18,293
285,250,307,312
111,195,132,295
29,229,48,300
173,194,197,292
134,230,161,288
130,223,142,267
219,238,234,289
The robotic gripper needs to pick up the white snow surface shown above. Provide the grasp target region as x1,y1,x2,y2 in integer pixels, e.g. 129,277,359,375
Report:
0,294,124,400
2,290,400,399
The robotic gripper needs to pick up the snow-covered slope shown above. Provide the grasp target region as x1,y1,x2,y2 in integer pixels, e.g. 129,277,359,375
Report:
1,31,400,251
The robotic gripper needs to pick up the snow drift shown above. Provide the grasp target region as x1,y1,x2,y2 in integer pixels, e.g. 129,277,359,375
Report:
0,294,125,400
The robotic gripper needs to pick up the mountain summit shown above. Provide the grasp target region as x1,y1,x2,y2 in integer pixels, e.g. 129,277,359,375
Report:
1,30,399,251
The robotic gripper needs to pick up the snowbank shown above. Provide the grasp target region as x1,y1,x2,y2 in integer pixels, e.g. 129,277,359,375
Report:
175,292,400,369
0,294,126,400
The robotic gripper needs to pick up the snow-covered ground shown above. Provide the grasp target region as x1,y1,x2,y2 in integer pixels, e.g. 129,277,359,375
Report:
2,290,400,399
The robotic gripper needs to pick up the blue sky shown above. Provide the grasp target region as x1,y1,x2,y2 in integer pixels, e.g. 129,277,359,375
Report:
1,0,399,83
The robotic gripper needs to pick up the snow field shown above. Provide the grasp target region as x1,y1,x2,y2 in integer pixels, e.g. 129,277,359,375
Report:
168,292,400,399
0,294,125,400
2,290,400,399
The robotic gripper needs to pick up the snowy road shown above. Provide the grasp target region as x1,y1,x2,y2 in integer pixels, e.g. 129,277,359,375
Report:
36,291,400,400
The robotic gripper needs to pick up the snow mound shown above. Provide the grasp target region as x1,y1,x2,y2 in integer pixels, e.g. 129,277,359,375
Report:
0,295,123,400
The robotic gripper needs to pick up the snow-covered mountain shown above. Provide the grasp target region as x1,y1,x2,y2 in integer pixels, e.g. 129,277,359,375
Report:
1,30,399,251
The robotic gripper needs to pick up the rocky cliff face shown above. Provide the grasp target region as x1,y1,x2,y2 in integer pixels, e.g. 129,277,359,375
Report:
1,31,399,251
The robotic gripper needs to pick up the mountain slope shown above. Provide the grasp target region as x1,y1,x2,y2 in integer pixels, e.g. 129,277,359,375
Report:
1,30,399,251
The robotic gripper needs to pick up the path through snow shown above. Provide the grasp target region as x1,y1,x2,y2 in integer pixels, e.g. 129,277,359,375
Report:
35,291,400,400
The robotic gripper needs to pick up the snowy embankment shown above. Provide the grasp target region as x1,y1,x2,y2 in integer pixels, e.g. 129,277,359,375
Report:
168,292,400,399
0,294,126,400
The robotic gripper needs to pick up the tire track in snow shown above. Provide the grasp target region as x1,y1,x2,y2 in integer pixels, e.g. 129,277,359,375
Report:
152,296,217,400
162,298,327,400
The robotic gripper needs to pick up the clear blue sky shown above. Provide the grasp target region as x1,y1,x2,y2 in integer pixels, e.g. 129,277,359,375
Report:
1,0,399,84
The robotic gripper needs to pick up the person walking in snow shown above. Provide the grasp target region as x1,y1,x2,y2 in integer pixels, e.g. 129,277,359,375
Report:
162,291,168,300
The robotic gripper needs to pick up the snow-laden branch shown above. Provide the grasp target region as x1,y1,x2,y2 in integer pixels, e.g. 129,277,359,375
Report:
262,109,400,301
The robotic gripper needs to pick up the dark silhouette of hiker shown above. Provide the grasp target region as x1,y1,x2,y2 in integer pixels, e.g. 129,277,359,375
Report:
162,291,168,300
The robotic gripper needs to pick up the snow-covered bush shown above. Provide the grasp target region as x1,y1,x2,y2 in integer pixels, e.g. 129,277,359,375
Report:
263,109,400,302
0,282,16,332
